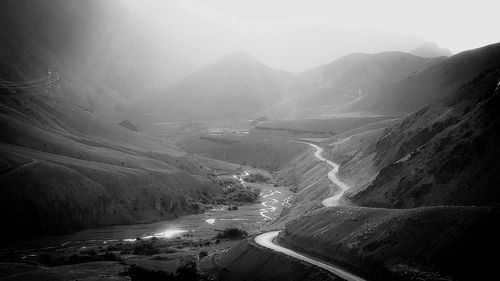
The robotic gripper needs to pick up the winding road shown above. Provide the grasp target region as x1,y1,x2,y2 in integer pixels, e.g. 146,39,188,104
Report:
255,141,365,281
301,141,351,207
255,231,365,281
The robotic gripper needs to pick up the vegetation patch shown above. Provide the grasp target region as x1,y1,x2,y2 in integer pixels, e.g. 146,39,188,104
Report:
216,228,248,240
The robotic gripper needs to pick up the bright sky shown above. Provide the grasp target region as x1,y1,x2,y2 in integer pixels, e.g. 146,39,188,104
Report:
196,0,499,52
126,0,500,71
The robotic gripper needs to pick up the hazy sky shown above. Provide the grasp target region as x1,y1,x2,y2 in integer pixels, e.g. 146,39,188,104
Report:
125,0,499,72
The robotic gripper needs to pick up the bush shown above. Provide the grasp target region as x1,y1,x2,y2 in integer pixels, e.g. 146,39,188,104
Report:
119,120,138,132
243,173,268,183
198,251,208,259
216,228,248,239
132,241,160,255
176,260,198,280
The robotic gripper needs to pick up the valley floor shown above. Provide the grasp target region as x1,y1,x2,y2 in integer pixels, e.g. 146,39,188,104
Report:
0,168,293,280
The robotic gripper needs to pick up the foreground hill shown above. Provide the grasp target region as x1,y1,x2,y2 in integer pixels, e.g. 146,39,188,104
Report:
133,52,297,120
279,206,500,281
0,92,221,241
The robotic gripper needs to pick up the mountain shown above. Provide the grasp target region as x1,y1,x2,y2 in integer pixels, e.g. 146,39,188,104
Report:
410,41,452,58
255,52,443,119
355,42,500,115
301,51,441,103
133,52,297,120
0,91,221,241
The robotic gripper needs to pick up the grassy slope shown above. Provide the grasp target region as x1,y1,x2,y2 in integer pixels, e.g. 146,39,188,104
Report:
0,94,221,241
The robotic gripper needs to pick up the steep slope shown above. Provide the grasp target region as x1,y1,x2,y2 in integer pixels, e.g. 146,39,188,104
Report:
356,42,500,114
410,41,452,58
133,52,297,120
0,92,221,241
336,49,500,207
350,67,500,208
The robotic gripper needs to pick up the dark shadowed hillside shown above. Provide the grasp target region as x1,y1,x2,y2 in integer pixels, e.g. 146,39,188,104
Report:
0,92,221,241
335,44,500,208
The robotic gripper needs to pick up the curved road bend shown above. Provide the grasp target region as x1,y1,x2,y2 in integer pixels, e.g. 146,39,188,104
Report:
254,141,365,280
255,231,366,281
292,141,351,207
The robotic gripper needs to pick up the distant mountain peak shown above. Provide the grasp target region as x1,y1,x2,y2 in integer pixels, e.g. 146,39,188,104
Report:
410,41,452,58
221,51,255,60
215,51,264,67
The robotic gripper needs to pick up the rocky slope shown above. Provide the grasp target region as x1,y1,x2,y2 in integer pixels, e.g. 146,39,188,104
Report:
340,62,500,208
0,92,221,241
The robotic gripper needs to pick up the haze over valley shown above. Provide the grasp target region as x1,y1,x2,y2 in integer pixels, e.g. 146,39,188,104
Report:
1,1,499,280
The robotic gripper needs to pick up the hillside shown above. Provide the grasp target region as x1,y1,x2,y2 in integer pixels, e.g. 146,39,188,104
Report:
0,92,221,241
0,0,193,112
133,52,298,120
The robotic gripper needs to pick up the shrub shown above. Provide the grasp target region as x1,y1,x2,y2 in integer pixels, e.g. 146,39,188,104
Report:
176,260,198,280
132,241,160,255
216,228,248,239
198,251,208,259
